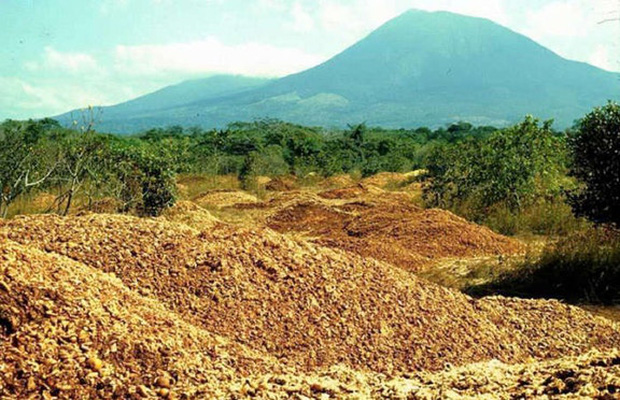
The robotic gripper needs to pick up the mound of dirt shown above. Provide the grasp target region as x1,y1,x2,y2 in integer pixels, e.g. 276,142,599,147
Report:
255,176,272,187
193,189,258,208
30,192,57,210
1,214,618,379
0,238,276,399
268,199,523,271
78,197,121,214
175,182,189,198
348,208,523,260
318,184,384,200
160,200,220,230
360,172,410,188
318,174,357,189
265,176,297,191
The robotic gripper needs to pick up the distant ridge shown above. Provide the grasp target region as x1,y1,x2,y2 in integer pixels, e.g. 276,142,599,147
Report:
55,10,620,133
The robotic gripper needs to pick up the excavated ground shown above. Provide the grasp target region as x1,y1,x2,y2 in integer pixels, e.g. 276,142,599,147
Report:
1,205,619,398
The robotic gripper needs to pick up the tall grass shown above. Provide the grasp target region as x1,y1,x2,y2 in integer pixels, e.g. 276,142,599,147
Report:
176,174,240,200
483,199,589,237
466,227,620,304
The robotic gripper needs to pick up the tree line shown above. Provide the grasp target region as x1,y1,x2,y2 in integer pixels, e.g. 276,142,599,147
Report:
1,102,618,227
0,118,175,218
423,102,620,233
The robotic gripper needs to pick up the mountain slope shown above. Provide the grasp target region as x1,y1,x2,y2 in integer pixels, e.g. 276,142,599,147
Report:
56,10,620,133
59,75,272,132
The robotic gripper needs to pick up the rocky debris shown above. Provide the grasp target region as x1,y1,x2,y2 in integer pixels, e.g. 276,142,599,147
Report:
1,214,618,380
193,189,258,208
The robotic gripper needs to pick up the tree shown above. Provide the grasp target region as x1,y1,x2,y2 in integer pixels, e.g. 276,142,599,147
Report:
54,129,108,215
346,123,367,168
570,102,620,225
109,142,177,217
0,120,57,218
424,116,568,219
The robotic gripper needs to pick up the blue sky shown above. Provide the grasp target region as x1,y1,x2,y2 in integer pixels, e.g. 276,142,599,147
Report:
1,0,619,119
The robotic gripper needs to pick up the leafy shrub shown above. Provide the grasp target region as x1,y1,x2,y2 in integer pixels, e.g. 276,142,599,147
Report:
0,119,59,217
569,101,620,225
424,116,572,235
109,143,177,217
485,198,588,236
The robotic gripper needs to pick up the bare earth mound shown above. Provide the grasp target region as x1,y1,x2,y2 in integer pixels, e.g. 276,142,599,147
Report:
1,214,618,384
160,200,220,230
265,176,297,191
0,238,276,399
267,196,523,271
318,174,357,189
360,172,410,188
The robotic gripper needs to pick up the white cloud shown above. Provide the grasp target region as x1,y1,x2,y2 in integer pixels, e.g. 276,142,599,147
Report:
0,77,87,119
26,47,102,75
113,37,324,77
519,0,619,71
9,37,325,119
0,77,48,117
524,0,591,38
0,74,161,120
257,0,288,12
43,47,101,74
4,0,619,121
309,0,510,50
290,2,316,33
588,44,619,72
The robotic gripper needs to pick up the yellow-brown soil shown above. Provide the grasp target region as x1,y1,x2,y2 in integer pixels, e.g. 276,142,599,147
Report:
265,176,297,191
267,190,523,271
228,349,619,399
1,212,619,398
160,200,220,230
2,176,619,399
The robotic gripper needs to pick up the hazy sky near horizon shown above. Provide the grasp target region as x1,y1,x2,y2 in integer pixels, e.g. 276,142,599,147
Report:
1,0,619,119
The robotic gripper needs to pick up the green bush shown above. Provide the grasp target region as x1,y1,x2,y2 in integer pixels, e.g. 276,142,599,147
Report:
485,198,588,236
109,142,177,217
424,116,572,235
569,101,620,225
0,119,59,217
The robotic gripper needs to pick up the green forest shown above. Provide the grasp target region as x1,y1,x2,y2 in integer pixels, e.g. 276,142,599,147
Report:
1,103,618,230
